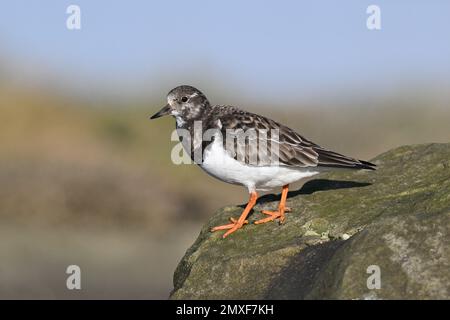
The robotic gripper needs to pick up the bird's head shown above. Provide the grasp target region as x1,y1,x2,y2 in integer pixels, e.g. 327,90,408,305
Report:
150,85,211,125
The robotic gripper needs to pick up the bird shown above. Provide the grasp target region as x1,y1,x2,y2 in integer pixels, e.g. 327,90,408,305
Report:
150,85,376,238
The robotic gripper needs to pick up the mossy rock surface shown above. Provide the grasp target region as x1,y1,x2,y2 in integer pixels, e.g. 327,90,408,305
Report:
170,143,450,299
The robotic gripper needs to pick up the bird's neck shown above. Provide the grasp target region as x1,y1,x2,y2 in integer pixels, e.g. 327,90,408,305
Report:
175,107,213,131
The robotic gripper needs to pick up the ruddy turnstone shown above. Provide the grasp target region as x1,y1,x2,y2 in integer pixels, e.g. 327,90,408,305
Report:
150,85,375,238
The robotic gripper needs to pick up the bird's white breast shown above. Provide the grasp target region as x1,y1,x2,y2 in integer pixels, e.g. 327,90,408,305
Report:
199,137,319,192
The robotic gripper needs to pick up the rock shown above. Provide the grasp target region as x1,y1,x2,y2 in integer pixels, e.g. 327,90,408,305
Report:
170,143,450,299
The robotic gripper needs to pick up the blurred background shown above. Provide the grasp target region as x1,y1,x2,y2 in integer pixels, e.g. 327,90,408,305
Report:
0,0,449,298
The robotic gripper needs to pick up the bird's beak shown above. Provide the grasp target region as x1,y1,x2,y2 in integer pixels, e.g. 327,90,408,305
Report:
149,104,171,119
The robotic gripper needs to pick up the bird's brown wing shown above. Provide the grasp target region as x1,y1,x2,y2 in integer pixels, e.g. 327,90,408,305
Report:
214,106,375,170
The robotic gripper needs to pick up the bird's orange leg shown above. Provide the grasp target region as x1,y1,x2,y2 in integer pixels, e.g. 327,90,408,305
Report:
211,191,258,238
255,184,290,225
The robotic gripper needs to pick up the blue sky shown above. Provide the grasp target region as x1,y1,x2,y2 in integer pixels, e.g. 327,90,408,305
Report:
1,1,449,104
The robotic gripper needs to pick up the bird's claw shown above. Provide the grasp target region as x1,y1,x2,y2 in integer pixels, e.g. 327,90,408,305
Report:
211,217,248,238
254,208,287,225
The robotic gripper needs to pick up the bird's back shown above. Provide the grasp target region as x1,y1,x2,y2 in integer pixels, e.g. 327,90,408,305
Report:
208,105,376,170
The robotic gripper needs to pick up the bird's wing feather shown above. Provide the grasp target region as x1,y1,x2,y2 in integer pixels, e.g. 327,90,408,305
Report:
214,106,318,167
213,106,375,170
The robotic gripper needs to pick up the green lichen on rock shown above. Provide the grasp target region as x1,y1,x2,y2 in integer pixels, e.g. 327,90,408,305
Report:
170,143,450,299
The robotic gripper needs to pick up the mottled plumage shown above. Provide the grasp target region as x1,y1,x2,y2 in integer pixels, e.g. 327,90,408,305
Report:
150,85,376,238
152,85,375,171
209,105,375,170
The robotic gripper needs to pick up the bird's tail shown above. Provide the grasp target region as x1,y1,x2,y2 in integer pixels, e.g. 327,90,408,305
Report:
316,148,376,170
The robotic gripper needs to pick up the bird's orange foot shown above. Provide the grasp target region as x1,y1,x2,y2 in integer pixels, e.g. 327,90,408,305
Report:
254,207,291,225
211,217,249,238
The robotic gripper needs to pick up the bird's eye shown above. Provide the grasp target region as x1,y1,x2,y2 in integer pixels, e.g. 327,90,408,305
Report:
181,96,188,102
